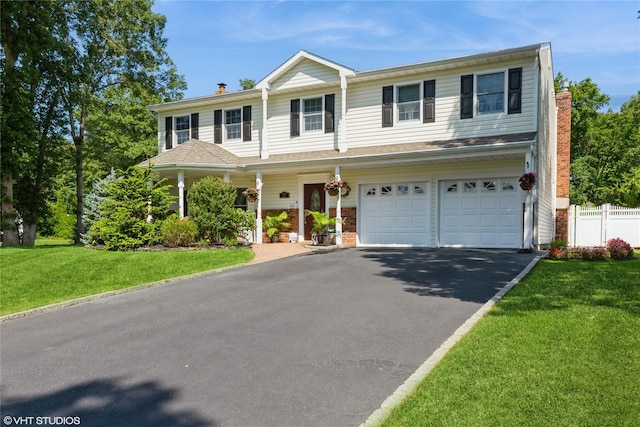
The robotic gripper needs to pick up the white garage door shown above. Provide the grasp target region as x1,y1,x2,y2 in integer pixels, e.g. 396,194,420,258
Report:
360,182,430,246
440,178,521,248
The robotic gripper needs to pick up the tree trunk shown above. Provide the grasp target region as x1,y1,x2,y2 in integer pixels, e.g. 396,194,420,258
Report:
1,172,20,246
22,222,37,246
74,137,85,244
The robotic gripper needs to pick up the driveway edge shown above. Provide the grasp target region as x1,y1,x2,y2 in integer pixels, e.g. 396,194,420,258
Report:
360,255,543,426
0,264,245,323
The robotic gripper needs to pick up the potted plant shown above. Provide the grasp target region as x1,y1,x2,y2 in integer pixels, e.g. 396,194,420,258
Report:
263,211,290,243
243,187,260,202
519,172,537,190
324,178,348,197
305,210,340,245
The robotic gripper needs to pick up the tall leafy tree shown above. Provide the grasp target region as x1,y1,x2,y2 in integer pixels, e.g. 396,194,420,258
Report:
61,0,185,243
556,74,640,206
1,0,70,245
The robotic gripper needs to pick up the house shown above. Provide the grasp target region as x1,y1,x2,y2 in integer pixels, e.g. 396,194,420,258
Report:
142,42,571,249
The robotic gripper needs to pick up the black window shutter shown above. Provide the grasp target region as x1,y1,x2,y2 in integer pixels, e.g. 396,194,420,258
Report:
508,67,522,114
423,80,436,123
382,86,393,127
290,99,300,137
214,109,222,144
324,94,335,133
165,116,173,149
242,105,252,141
460,75,474,119
190,113,199,140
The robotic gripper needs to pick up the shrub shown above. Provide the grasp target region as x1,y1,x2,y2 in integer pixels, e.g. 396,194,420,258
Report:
161,216,198,247
547,247,564,260
550,239,567,249
90,166,174,251
580,246,610,261
188,177,256,245
607,238,635,260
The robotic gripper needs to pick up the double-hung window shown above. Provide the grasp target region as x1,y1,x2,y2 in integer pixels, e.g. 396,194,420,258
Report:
397,84,420,122
303,97,323,131
225,109,242,140
477,72,505,114
175,116,190,144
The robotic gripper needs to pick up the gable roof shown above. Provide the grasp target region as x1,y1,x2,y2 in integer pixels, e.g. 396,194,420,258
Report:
255,50,356,90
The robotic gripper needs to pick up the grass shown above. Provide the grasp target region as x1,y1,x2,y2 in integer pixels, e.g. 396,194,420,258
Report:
0,244,254,315
382,256,640,427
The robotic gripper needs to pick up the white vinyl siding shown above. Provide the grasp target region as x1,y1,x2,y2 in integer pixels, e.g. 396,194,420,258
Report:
270,58,341,91
346,61,536,150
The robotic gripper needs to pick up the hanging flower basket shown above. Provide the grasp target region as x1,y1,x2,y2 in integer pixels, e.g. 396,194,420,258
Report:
324,178,348,197
243,187,260,202
519,172,537,191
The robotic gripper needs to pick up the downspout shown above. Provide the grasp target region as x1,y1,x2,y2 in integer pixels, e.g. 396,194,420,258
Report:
339,75,348,153
261,87,269,159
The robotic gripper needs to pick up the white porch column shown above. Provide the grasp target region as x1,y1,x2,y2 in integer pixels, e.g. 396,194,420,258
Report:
256,172,263,244
261,88,269,159
334,166,343,247
522,153,534,250
338,76,348,153
177,170,185,218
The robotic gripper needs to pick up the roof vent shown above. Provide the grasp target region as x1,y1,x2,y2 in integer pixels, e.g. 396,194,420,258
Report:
561,80,570,92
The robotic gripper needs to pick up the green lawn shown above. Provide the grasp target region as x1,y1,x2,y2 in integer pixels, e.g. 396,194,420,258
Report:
382,256,640,427
0,245,254,315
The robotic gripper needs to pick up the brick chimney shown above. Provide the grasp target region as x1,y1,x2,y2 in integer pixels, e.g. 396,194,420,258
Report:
555,80,572,242
215,82,227,95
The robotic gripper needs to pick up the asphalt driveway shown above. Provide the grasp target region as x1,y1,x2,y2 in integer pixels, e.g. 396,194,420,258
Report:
1,248,538,426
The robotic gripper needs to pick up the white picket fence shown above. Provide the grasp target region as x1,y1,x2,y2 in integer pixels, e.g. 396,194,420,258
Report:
569,204,640,247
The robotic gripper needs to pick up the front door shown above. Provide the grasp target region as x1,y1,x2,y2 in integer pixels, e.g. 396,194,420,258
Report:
303,183,325,240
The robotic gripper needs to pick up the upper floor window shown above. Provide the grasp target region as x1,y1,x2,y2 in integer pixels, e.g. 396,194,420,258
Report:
477,72,505,114
382,80,435,127
460,67,521,119
304,97,323,131
165,113,199,149
214,106,252,143
225,109,242,140
397,84,420,121
175,116,190,144
290,94,335,137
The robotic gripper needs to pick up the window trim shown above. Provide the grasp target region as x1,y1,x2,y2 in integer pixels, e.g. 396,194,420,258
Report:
476,70,506,116
461,67,522,119
224,107,243,141
175,115,191,145
396,82,421,123
302,96,324,133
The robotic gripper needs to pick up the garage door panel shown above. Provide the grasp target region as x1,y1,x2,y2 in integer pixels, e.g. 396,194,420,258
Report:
360,182,430,246
460,214,478,227
440,178,521,248
480,214,498,227
460,198,478,210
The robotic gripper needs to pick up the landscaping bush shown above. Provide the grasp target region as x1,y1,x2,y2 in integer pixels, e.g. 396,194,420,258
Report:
607,237,635,260
188,177,256,245
161,216,198,247
579,246,610,261
89,166,174,250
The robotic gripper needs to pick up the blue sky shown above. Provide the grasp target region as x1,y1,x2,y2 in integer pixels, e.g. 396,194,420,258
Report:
152,0,639,111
